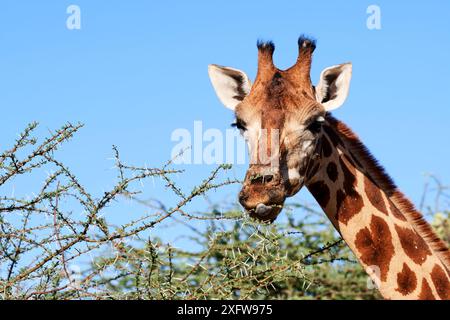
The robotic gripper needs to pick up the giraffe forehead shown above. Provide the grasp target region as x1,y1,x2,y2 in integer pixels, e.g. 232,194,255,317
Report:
261,108,285,128
235,70,322,124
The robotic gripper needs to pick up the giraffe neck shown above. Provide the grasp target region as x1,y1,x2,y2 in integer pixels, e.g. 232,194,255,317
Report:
305,115,450,300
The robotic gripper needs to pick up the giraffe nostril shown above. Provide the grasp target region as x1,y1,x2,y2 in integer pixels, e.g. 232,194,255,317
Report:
238,192,249,204
250,174,274,185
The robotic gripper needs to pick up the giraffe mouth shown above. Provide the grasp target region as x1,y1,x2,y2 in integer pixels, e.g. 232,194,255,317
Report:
239,187,286,223
245,203,282,223
248,203,284,223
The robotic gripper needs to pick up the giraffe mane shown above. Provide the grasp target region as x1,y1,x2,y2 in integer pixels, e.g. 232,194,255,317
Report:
326,114,450,271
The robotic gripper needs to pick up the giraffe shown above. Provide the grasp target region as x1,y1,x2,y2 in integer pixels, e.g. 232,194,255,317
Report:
208,36,450,300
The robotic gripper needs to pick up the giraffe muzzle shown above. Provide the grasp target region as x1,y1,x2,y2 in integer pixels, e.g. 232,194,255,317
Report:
238,184,286,223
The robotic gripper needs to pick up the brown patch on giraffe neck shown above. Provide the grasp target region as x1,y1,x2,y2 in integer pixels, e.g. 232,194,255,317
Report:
418,279,436,300
431,264,450,300
395,225,432,266
321,135,332,158
308,180,330,208
335,156,364,225
326,162,338,182
364,176,388,216
354,215,395,282
396,263,417,296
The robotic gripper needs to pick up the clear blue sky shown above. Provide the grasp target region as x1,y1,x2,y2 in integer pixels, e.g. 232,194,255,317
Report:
1,1,449,237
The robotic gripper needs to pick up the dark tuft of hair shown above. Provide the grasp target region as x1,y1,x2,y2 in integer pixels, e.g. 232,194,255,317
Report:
257,40,275,53
298,35,317,51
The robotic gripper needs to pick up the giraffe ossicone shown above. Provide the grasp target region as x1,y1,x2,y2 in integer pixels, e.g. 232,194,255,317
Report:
208,36,450,300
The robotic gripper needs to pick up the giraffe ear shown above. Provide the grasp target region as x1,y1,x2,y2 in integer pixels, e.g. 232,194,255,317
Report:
208,64,252,111
315,63,352,111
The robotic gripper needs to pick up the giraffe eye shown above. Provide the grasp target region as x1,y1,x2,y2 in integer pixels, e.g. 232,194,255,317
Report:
307,116,324,133
231,119,247,131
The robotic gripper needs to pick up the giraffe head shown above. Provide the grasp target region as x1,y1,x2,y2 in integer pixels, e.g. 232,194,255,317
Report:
208,37,352,222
